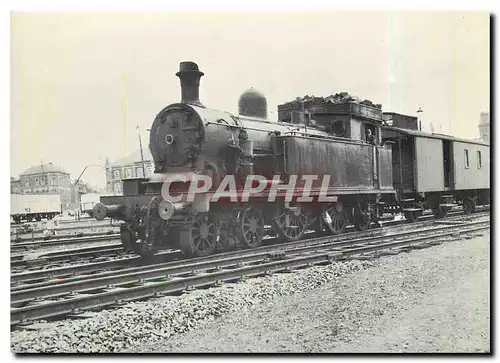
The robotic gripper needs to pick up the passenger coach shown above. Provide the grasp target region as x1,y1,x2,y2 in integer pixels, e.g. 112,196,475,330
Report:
381,125,490,221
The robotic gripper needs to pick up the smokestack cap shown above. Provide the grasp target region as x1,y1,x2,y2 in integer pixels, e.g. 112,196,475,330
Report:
176,61,204,77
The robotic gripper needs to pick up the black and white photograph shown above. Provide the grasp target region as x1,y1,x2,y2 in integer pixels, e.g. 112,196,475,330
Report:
7,3,491,354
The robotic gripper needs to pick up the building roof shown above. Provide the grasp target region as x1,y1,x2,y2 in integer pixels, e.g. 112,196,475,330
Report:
20,163,68,176
109,148,153,167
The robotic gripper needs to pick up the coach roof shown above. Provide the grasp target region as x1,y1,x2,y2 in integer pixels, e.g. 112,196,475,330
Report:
383,126,489,146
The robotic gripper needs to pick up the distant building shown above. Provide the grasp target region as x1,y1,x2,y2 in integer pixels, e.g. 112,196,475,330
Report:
11,177,21,194
478,112,490,144
105,149,154,195
18,162,72,210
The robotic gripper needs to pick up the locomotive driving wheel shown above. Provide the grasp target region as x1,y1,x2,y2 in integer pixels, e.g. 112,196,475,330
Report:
275,205,309,242
403,210,418,223
190,213,218,257
462,197,476,215
354,202,371,231
239,207,265,248
119,224,134,253
323,202,348,235
432,206,448,219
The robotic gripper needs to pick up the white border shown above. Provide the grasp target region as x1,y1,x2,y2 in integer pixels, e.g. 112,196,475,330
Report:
2,1,497,362
4,0,500,11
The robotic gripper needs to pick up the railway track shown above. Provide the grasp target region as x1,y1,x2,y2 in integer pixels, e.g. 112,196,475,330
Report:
11,217,489,326
11,228,120,244
11,209,488,284
11,244,125,270
10,208,489,273
10,233,120,252
10,229,385,285
11,207,489,250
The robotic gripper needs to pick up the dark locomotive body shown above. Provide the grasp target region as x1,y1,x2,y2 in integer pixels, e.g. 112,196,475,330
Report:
93,61,489,258
94,61,396,257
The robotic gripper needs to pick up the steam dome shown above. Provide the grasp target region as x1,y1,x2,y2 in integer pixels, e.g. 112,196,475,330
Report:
238,88,268,119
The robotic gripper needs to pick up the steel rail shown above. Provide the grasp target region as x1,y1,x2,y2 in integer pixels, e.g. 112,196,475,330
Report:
10,234,120,251
10,209,489,286
11,221,489,305
9,206,483,245
11,245,125,269
11,228,120,244
10,212,488,285
11,222,489,325
13,218,486,291
9,209,489,255
10,226,391,285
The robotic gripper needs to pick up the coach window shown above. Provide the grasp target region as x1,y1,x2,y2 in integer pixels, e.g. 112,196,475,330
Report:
477,150,482,169
464,149,469,169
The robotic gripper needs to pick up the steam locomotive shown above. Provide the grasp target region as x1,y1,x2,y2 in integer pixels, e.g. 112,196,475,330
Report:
93,61,490,258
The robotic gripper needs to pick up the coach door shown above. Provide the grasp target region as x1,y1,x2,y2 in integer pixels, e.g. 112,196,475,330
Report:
442,140,454,189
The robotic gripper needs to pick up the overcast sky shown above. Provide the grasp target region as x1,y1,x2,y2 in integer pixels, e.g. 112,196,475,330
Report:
10,11,490,188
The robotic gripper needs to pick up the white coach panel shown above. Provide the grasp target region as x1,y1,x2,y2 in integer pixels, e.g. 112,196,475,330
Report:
415,137,445,193
453,141,489,190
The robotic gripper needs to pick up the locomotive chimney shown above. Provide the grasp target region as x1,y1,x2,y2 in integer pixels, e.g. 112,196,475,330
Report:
176,61,204,107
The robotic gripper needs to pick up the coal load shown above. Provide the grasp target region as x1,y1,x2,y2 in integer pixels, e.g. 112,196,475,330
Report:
277,92,382,122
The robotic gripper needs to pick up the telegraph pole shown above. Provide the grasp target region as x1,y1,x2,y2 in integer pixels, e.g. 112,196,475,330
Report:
121,72,127,171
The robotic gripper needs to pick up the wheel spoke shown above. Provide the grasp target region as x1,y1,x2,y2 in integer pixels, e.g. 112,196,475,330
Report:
240,208,264,248
326,207,346,234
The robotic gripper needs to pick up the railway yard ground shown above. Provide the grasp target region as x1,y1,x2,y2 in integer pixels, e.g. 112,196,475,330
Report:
10,212,490,353
137,231,489,353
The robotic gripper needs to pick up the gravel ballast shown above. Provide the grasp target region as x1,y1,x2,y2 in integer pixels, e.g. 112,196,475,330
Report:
134,231,490,353
11,230,490,353
11,259,372,353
